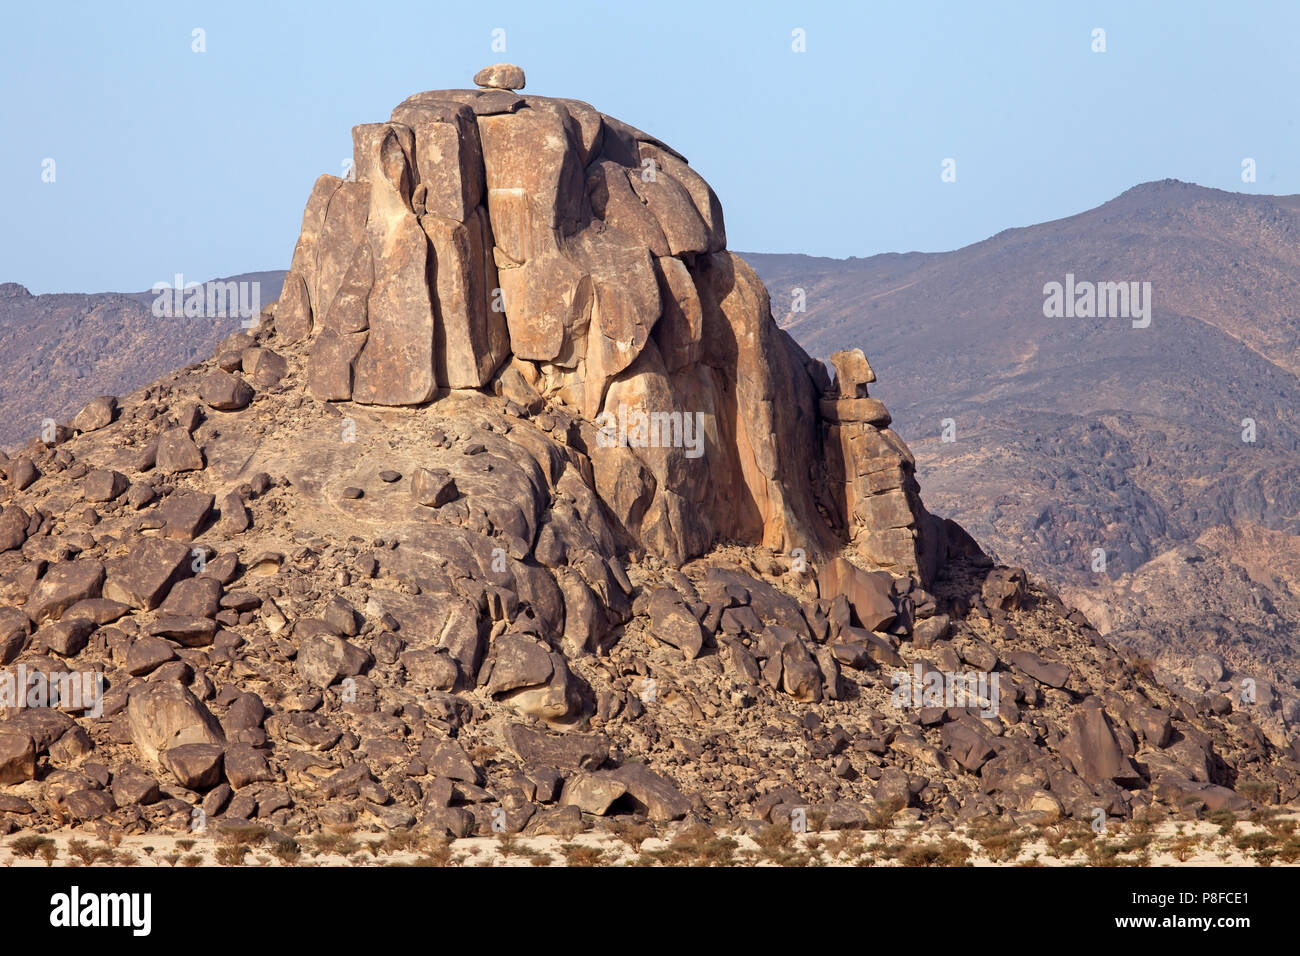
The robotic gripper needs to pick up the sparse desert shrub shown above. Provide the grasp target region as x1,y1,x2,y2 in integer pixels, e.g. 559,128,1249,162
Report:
826,830,862,860
668,825,738,867
559,843,605,867
415,836,453,867
865,799,905,830
938,838,973,866
215,844,249,866
218,824,268,846
67,838,109,866
270,840,302,865
753,823,796,853
10,835,49,859
1277,838,1300,864
382,829,420,854
899,843,943,867
968,822,1025,863
1232,831,1271,853
494,833,524,858
609,819,654,851
1206,809,1237,834
1239,780,1276,805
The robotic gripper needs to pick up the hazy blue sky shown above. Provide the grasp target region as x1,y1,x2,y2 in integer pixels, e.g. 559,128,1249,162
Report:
4,0,1297,293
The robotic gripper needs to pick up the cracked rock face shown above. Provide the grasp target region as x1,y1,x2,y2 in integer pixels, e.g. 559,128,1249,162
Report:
276,76,929,576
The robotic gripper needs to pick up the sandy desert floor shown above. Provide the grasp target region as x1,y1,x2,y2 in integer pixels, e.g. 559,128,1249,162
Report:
2,811,1297,867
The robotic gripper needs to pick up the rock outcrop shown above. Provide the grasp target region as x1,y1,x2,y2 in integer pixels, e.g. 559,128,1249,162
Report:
276,68,921,575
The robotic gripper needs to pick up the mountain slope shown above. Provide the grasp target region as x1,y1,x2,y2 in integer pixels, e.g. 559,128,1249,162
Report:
0,273,285,452
746,180,1300,693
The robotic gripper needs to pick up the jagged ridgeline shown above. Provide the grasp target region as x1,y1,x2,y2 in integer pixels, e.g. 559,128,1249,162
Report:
0,68,1294,839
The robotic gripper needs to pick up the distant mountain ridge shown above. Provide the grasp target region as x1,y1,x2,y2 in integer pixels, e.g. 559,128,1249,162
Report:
0,272,284,452
745,179,1300,693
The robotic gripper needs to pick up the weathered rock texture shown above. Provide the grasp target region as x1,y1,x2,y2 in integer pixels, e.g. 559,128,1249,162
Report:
276,74,923,576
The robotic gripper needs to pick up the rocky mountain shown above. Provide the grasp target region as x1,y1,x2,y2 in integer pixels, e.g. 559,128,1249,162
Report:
0,273,285,453
0,73,1295,848
746,180,1300,699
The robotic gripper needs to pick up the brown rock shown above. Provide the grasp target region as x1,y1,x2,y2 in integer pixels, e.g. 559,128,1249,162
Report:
473,63,525,91
983,567,1028,612
160,742,225,790
1009,650,1070,689
1059,699,1141,786
104,538,193,610
126,681,225,763
160,576,222,618
125,635,177,676
504,723,609,771
308,329,368,401
411,468,458,507
0,609,32,664
817,558,896,631
0,504,28,552
159,490,214,540
26,559,106,624
829,348,877,398
73,395,117,433
0,732,36,784
647,587,705,660
560,771,626,815
112,771,161,806
148,615,218,647
244,348,287,388
297,633,371,688
35,618,96,656
223,745,274,789
156,426,204,473
199,370,254,411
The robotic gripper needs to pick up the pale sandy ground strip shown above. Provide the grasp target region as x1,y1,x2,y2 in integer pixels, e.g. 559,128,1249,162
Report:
1,817,1296,867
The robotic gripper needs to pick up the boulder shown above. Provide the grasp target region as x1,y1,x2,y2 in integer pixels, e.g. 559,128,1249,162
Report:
73,396,117,433
160,743,225,790
156,427,204,473
0,504,28,552
83,469,128,502
26,560,106,624
0,732,36,784
126,681,225,763
103,538,193,610
297,633,372,688
817,558,896,631
473,63,525,91
199,371,254,411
